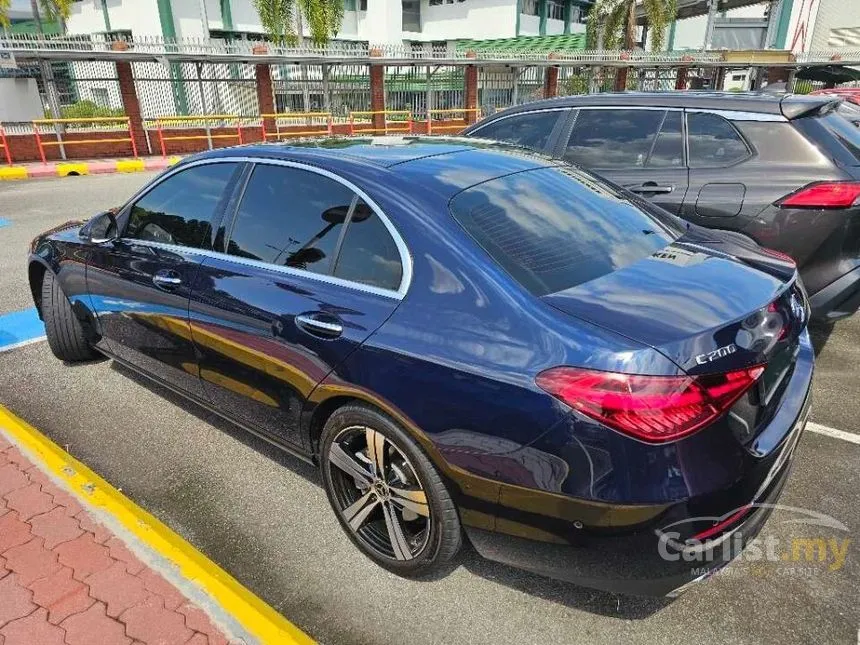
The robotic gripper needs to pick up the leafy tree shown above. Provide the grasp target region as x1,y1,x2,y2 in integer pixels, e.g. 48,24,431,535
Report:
587,0,677,51
252,0,344,46
0,0,10,29
29,0,75,34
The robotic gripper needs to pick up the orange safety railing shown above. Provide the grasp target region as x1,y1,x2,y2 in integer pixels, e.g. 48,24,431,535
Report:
32,117,137,164
144,115,254,158
426,109,481,135
0,124,11,165
348,111,413,136
261,112,334,140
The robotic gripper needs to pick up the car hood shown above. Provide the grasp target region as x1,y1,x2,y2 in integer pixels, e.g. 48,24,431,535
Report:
542,228,805,374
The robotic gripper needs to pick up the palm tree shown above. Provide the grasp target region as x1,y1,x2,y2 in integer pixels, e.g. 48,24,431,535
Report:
587,0,677,90
29,0,75,34
0,0,11,30
252,0,344,46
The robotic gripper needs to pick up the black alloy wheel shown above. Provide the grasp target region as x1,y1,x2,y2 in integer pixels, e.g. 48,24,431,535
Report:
320,405,461,576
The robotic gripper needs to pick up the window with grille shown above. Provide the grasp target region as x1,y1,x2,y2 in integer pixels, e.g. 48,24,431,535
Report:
522,0,539,16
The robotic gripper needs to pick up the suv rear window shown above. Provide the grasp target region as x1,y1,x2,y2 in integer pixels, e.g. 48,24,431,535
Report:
815,111,860,163
449,167,681,296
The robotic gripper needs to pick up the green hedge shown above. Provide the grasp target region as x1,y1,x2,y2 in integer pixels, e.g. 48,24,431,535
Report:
45,100,125,120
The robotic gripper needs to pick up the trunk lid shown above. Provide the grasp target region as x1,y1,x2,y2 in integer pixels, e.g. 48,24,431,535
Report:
543,228,807,375
542,229,809,443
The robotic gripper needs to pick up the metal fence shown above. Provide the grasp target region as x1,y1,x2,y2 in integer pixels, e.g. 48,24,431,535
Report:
133,61,259,119
3,33,860,163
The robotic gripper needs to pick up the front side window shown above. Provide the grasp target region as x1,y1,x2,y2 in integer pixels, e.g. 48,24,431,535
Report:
473,110,561,152
126,163,239,249
563,109,666,169
687,112,750,167
450,167,680,296
227,165,356,276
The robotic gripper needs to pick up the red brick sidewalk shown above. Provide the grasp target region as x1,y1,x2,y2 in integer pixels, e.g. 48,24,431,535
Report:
0,433,234,645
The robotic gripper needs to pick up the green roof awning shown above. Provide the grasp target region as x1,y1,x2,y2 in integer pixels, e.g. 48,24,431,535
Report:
455,34,586,54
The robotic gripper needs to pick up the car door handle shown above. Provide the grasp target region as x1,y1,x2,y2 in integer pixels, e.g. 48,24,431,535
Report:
152,270,182,289
295,313,343,339
627,182,674,195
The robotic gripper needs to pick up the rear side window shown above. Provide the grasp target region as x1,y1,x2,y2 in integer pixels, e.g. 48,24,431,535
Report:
563,109,668,169
227,165,355,275
648,110,684,167
126,163,239,249
449,167,679,296
332,200,402,291
472,111,561,151
687,112,750,167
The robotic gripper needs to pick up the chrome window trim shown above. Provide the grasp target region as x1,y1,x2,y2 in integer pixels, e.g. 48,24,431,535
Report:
685,109,787,122
121,238,406,300
569,105,681,112
118,156,413,300
468,107,571,135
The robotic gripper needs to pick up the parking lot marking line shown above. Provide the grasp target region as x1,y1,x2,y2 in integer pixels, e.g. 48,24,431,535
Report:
806,421,860,445
0,335,47,354
0,307,45,353
0,405,316,645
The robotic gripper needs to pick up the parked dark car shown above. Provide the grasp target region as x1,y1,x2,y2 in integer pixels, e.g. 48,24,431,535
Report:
464,92,860,322
28,138,813,596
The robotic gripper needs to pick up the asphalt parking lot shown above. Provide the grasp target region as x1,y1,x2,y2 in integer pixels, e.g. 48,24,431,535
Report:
1,174,858,645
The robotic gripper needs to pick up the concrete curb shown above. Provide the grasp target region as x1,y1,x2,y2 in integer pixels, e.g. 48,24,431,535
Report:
0,156,183,181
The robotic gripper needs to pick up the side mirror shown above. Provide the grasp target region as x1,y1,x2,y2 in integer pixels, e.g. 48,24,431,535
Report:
80,211,118,244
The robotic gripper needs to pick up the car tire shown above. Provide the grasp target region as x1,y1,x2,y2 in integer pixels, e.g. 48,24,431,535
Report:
320,403,462,577
41,271,98,362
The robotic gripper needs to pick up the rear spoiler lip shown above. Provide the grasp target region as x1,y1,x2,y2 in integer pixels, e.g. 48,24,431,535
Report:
780,94,842,120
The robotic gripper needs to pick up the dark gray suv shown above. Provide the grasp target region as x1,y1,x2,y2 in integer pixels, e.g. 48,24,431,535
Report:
463,92,860,321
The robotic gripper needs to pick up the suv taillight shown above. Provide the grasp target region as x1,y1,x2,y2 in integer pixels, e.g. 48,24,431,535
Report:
777,182,860,209
535,366,765,443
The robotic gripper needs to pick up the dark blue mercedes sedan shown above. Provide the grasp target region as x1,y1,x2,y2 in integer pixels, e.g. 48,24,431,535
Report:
27,137,813,596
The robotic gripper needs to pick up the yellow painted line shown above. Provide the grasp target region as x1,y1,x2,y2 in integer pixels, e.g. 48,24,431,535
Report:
0,404,315,645
168,155,183,166
116,159,145,173
0,166,28,180
56,162,90,177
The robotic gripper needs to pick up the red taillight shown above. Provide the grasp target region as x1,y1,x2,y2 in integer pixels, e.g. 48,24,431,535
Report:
778,182,860,209
535,366,765,443
759,247,796,266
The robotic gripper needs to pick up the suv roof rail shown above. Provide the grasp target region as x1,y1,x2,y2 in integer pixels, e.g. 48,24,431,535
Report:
780,94,841,120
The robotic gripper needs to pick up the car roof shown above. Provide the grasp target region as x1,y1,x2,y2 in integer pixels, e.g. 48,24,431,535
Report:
484,91,839,119
188,136,559,196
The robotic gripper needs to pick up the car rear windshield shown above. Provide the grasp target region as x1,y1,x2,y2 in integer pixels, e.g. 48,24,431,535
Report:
449,167,681,296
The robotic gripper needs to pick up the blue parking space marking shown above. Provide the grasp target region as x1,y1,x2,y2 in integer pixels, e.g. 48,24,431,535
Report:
0,218,10,229
0,308,46,353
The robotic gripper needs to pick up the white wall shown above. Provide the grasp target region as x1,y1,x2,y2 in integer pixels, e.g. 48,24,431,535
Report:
809,0,860,51
546,17,565,35
173,1,209,38
67,0,164,38
667,3,768,50
0,78,43,121
519,13,540,36
417,0,518,41
205,0,224,30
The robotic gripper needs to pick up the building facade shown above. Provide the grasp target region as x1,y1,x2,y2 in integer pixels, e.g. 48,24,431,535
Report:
65,0,589,47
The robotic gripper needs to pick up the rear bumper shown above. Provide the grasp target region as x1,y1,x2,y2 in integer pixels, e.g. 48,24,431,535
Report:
466,332,814,597
809,266,860,321
465,452,796,596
